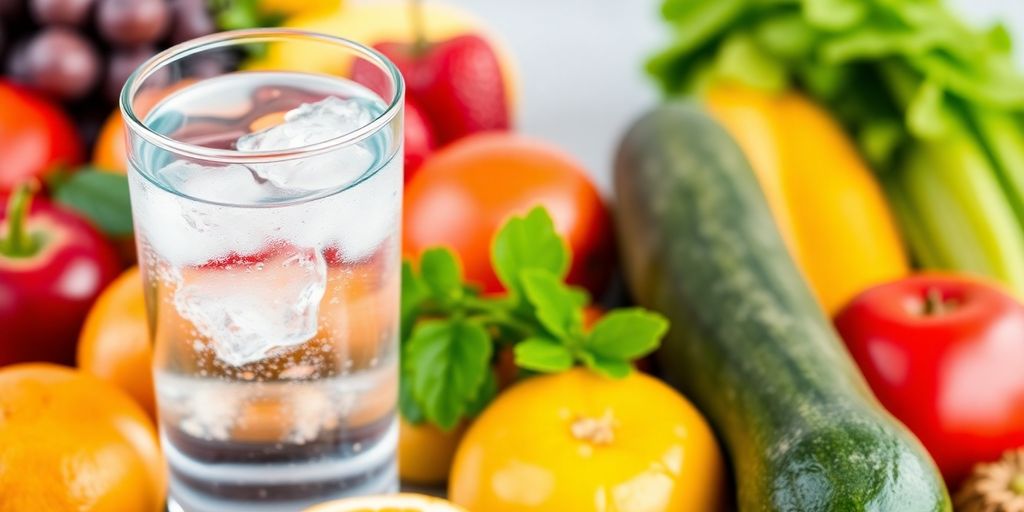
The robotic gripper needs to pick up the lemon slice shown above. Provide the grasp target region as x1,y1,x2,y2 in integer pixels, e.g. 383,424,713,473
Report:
302,493,468,512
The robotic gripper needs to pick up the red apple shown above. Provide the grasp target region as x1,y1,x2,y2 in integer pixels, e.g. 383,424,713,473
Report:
0,185,120,365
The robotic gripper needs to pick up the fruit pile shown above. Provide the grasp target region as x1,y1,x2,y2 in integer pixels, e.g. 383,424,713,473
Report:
0,0,221,143
7,1,1024,512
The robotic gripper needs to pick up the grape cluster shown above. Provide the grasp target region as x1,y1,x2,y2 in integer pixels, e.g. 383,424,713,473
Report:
0,0,221,142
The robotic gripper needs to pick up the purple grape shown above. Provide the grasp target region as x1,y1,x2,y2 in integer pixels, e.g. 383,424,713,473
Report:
168,0,214,45
96,0,169,46
30,0,94,26
5,38,30,80
104,45,154,101
0,0,25,17
21,27,100,99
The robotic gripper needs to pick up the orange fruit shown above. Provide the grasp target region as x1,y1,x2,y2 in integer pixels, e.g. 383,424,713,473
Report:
404,133,614,296
399,416,467,485
78,266,155,418
92,110,128,174
93,79,199,174
303,493,468,512
449,368,726,511
0,363,166,512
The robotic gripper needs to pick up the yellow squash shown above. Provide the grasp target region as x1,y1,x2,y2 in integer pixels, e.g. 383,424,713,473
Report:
707,84,909,314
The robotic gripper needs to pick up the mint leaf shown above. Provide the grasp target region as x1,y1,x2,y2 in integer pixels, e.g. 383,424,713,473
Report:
569,286,591,309
420,248,463,303
515,337,573,373
582,353,632,379
491,207,570,296
401,261,429,343
52,169,133,237
399,373,425,424
585,308,668,360
521,269,583,339
406,318,492,429
466,368,498,417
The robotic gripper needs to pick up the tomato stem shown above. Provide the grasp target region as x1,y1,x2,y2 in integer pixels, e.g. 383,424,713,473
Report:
0,183,40,258
922,287,957,316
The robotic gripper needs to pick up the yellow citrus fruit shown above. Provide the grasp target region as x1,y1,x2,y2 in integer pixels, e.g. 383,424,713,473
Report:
399,416,466,485
449,368,726,511
261,0,341,16
0,363,166,512
303,493,468,512
77,266,155,419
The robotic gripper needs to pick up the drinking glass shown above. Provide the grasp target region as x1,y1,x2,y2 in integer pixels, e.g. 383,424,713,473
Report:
120,29,403,512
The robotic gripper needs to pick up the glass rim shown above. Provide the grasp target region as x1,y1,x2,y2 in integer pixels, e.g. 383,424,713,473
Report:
118,28,405,165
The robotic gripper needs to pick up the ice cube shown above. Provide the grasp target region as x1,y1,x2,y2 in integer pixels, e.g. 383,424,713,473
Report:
173,246,328,366
236,97,376,193
236,96,372,152
159,160,275,204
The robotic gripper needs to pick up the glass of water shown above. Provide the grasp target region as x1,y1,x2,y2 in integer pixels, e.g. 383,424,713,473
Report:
120,29,403,512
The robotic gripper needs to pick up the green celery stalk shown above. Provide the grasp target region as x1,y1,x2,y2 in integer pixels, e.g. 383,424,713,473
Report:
882,175,945,269
969,108,1024,228
898,134,1024,293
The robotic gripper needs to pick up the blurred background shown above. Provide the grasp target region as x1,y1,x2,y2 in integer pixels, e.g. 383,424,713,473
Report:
446,0,1024,192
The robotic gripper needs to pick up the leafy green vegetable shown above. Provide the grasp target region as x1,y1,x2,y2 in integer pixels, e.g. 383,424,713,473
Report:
406,319,492,429
401,206,669,429
648,0,1024,296
491,206,570,298
51,168,133,237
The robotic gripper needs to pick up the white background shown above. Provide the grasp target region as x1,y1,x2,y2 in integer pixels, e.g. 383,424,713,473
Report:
445,0,1024,194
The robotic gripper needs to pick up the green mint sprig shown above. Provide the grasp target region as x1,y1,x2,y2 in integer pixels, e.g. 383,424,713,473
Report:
401,206,668,430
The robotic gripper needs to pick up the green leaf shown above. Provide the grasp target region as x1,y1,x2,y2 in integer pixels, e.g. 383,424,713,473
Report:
520,269,583,340
466,368,498,417
406,319,492,429
52,169,133,237
491,207,570,296
802,0,866,30
420,248,463,303
514,337,573,373
400,260,429,343
399,372,425,424
585,308,669,360
711,32,789,92
581,353,632,379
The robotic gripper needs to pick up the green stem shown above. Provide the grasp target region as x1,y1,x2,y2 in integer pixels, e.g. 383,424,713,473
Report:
410,0,427,54
1,183,38,258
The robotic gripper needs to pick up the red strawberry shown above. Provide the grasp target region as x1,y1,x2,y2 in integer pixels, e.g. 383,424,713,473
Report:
404,97,435,181
351,59,436,181
374,34,510,146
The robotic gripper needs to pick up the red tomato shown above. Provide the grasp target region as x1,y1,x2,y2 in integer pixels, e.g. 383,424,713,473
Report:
835,273,1024,485
403,133,614,295
0,81,83,191
0,186,120,365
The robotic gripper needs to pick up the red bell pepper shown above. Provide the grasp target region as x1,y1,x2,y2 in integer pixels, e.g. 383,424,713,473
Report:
0,184,120,365
835,273,1024,485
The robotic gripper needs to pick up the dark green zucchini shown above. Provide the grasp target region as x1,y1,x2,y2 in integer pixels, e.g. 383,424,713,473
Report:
614,103,950,511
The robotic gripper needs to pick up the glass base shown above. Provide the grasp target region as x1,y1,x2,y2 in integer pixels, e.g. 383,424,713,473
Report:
166,421,398,512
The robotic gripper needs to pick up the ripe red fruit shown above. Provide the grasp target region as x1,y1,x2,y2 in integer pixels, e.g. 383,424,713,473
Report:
374,34,509,146
835,273,1024,485
403,97,435,181
0,81,83,191
0,186,121,366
